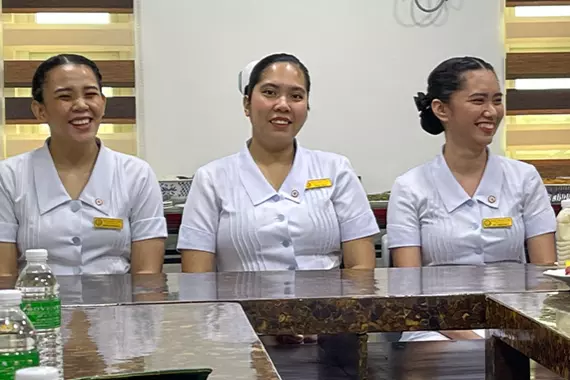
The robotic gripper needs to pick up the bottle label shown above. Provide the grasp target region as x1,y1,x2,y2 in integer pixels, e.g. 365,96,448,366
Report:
20,299,61,330
0,350,40,380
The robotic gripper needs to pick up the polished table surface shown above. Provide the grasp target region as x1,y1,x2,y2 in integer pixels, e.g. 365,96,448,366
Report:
1,264,564,379
62,302,280,380
487,291,570,379
48,264,566,306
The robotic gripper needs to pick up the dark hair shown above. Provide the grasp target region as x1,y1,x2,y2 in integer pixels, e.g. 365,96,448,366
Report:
414,56,496,135
32,54,103,103
245,53,311,99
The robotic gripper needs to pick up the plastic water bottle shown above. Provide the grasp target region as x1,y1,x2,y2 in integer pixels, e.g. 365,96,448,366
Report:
15,250,62,378
556,200,570,267
15,367,58,380
0,289,39,380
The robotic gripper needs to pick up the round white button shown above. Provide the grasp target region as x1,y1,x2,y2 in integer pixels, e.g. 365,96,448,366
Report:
70,201,81,213
472,223,478,230
277,214,285,222
72,237,81,246
282,240,291,248
467,200,474,207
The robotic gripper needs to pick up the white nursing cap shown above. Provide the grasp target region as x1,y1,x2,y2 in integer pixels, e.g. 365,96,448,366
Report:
238,59,259,95
238,52,297,95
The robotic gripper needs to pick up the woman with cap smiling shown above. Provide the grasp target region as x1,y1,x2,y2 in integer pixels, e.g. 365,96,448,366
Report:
178,52,379,273
179,53,379,345
0,54,167,276
387,56,556,341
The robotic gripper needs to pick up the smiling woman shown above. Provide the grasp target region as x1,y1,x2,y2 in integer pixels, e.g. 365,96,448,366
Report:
178,52,379,274
387,56,557,342
0,54,168,277
178,53,380,345
389,56,556,269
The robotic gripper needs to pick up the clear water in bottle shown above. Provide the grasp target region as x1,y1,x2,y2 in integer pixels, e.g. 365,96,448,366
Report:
15,250,62,379
15,366,59,380
0,289,40,380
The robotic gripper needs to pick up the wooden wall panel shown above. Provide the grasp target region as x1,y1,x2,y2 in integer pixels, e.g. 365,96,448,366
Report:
524,160,570,178
5,97,135,124
4,29,134,47
4,60,135,87
2,0,133,13
507,128,570,146
506,89,570,115
506,21,570,39
506,52,570,79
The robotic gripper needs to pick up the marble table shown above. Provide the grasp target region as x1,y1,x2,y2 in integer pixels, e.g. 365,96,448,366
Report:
486,291,570,379
50,264,567,335
62,302,280,380
1,264,565,380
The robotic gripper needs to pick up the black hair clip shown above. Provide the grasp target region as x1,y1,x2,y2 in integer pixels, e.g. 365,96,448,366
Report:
414,92,431,112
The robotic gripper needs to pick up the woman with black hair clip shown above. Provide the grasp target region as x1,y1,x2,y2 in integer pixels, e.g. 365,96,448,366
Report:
0,54,167,276
387,56,556,341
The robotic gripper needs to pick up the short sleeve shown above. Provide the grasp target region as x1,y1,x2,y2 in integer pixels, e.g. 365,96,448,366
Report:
129,164,168,241
386,179,421,248
176,166,220,253
0,164,18,243
331,157,379,242
522,167,556,239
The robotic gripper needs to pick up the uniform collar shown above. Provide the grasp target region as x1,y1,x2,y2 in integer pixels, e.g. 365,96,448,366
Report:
238,139,308,206
432,147,503,213
473,152,503,209
33,138,115,215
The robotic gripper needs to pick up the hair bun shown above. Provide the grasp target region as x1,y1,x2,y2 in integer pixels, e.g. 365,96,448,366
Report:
414,92,444,135
413,92,431,112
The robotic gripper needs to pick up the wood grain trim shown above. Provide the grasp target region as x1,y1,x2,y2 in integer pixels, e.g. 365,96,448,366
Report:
3,0,133,12
507,128,570,146
524,160,570,178
5,97,135,124
506,21,570,40
506,53,570,80
5,60,135,88
506,89,570,115
507,0,570,5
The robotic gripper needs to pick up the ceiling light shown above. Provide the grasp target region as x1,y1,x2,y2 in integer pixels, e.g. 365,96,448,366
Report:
35,12,111,25
514,78,570,90
514,6,570,17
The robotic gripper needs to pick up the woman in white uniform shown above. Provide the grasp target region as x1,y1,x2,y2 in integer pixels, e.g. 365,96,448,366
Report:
387,56,556,341
0,54,168,276
178,53,379,273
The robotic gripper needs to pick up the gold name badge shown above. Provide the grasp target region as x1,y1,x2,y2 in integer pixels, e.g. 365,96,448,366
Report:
93,217,124,230
306,178,333,190
482,217,513,229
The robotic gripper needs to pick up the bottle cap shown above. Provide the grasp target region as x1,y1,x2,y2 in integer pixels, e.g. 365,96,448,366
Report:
0,289,22,305
25,249,48,261
15,367,59,380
